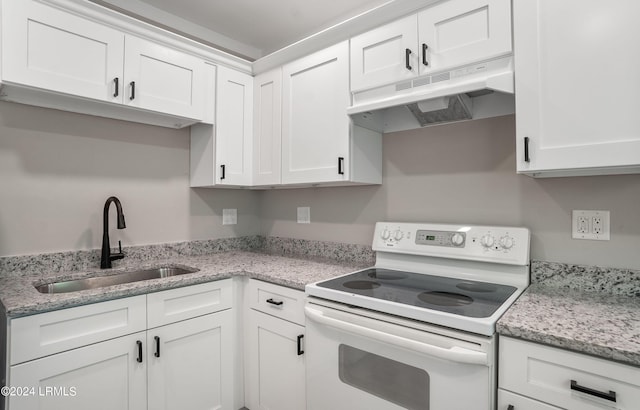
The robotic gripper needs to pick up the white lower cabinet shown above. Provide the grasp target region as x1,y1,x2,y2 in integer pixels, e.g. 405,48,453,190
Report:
147,310,234,410
8,332,147,410
499,336,640,410
5,280,234,410
244,280,306,410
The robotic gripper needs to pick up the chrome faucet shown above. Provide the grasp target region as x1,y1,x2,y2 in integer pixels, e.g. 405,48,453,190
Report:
101,196,126,269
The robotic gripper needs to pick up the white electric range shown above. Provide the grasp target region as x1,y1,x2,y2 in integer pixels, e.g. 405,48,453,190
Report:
305,222,530,410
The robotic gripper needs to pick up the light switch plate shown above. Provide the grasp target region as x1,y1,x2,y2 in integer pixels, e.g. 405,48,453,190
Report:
297,207,310,224
222,208,237,225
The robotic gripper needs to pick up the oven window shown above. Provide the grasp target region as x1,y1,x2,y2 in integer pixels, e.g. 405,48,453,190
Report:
338,344,429,409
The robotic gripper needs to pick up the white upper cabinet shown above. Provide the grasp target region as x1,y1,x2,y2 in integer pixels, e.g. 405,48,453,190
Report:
283,41,377,185
0,0,223,127
282,42,351,184
190,65,254,188
417,0,512,76
514,0,640,177
350,0,512,92
253,69,283,186
1,0,125,103
216,66,254,186
123,36,205,120
350,15,419,92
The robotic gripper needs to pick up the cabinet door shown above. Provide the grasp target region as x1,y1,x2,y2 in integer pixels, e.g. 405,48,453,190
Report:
216,66,254,186
8,332,146,410
253,69,283,186
147,310,234,410
418,0,511,75
245,309,305,410
498,390,561,410
1,0,124,103
350,15,418,92
282,41,350,184
124,36,205,120
514,0,640,176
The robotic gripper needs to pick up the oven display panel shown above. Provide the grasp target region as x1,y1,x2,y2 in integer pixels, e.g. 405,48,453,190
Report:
415,230,465,247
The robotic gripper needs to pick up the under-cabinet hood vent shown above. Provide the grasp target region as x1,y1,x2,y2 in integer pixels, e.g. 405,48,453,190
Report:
406,94,473,126
348,56,515,133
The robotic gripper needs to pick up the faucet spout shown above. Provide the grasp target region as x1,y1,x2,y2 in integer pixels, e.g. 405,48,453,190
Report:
101,196,126,269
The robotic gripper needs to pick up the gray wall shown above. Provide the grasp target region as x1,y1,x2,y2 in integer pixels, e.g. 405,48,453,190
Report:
2,103,639,270
259,115,640,269
0,102,260,257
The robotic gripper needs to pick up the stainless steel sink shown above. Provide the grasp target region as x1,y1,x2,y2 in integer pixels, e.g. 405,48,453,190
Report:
35,266,199,294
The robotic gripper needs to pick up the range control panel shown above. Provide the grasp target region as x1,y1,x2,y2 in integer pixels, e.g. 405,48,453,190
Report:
373,222,530,266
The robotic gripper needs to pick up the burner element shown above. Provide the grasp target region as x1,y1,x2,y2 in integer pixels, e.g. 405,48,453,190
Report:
456,282,498,293
343,280,381,290
367,270,409,280
418,291,473,307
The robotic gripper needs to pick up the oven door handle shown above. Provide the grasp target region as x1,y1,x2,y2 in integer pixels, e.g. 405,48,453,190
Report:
305,306,488,366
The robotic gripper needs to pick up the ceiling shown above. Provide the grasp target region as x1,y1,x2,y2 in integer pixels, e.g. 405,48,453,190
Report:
93,0,392,61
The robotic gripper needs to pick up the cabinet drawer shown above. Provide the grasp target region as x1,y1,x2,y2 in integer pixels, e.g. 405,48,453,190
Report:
500,337,640,410
147,280,232,328
247,280,305,325
498,389,561,410
10,295,146,365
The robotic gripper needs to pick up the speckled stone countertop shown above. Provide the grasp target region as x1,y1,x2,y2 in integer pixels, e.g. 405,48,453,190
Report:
497,261,640,367
0,244,370,318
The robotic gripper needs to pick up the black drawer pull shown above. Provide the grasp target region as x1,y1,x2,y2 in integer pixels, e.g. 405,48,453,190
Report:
113,77,119,97
422,43,429,66
154,336,160,358
524,136,530,162
130,81,136,100
220,164,226,180
136,340,143,363
266,298,283,306
297,334,304,355
338,157,344,175
405,48,412,71
571,380,617,402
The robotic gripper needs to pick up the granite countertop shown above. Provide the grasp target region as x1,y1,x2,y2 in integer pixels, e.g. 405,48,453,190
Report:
497,283,640,367
0,251,367,318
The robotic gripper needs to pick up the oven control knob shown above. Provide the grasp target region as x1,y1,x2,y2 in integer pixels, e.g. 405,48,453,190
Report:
499,236,515,249
381,228,391,240
480,234,495,248
394,230,404,241
451,233,465,246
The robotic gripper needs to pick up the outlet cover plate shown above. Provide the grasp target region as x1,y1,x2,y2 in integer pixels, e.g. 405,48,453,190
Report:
572,210,610,240
222,208,237,225
297,207,310,224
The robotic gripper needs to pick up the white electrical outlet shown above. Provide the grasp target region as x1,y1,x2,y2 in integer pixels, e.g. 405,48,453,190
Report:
297,207,311,224
222,208,237,225
572,210,610,240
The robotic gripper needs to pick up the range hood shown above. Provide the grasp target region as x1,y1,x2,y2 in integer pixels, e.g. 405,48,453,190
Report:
348,56,515,133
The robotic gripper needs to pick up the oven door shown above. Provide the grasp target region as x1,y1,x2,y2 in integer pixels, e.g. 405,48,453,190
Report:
305,300,495,410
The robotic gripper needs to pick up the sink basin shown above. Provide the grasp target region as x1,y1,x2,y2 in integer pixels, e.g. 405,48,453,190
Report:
35,266,199,294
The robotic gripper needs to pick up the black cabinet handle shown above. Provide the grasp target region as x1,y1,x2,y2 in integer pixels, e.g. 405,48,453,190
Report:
338,157,345,175
524,137,530,162
507,405,514,410
405,48,412,71
266,298,283,306
571,380,617,402
154,336,160,358
113,77,119,97
130,81,136,100
220,164,226,180
136,340,143,363
297,334,304,355
422,43,429,66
